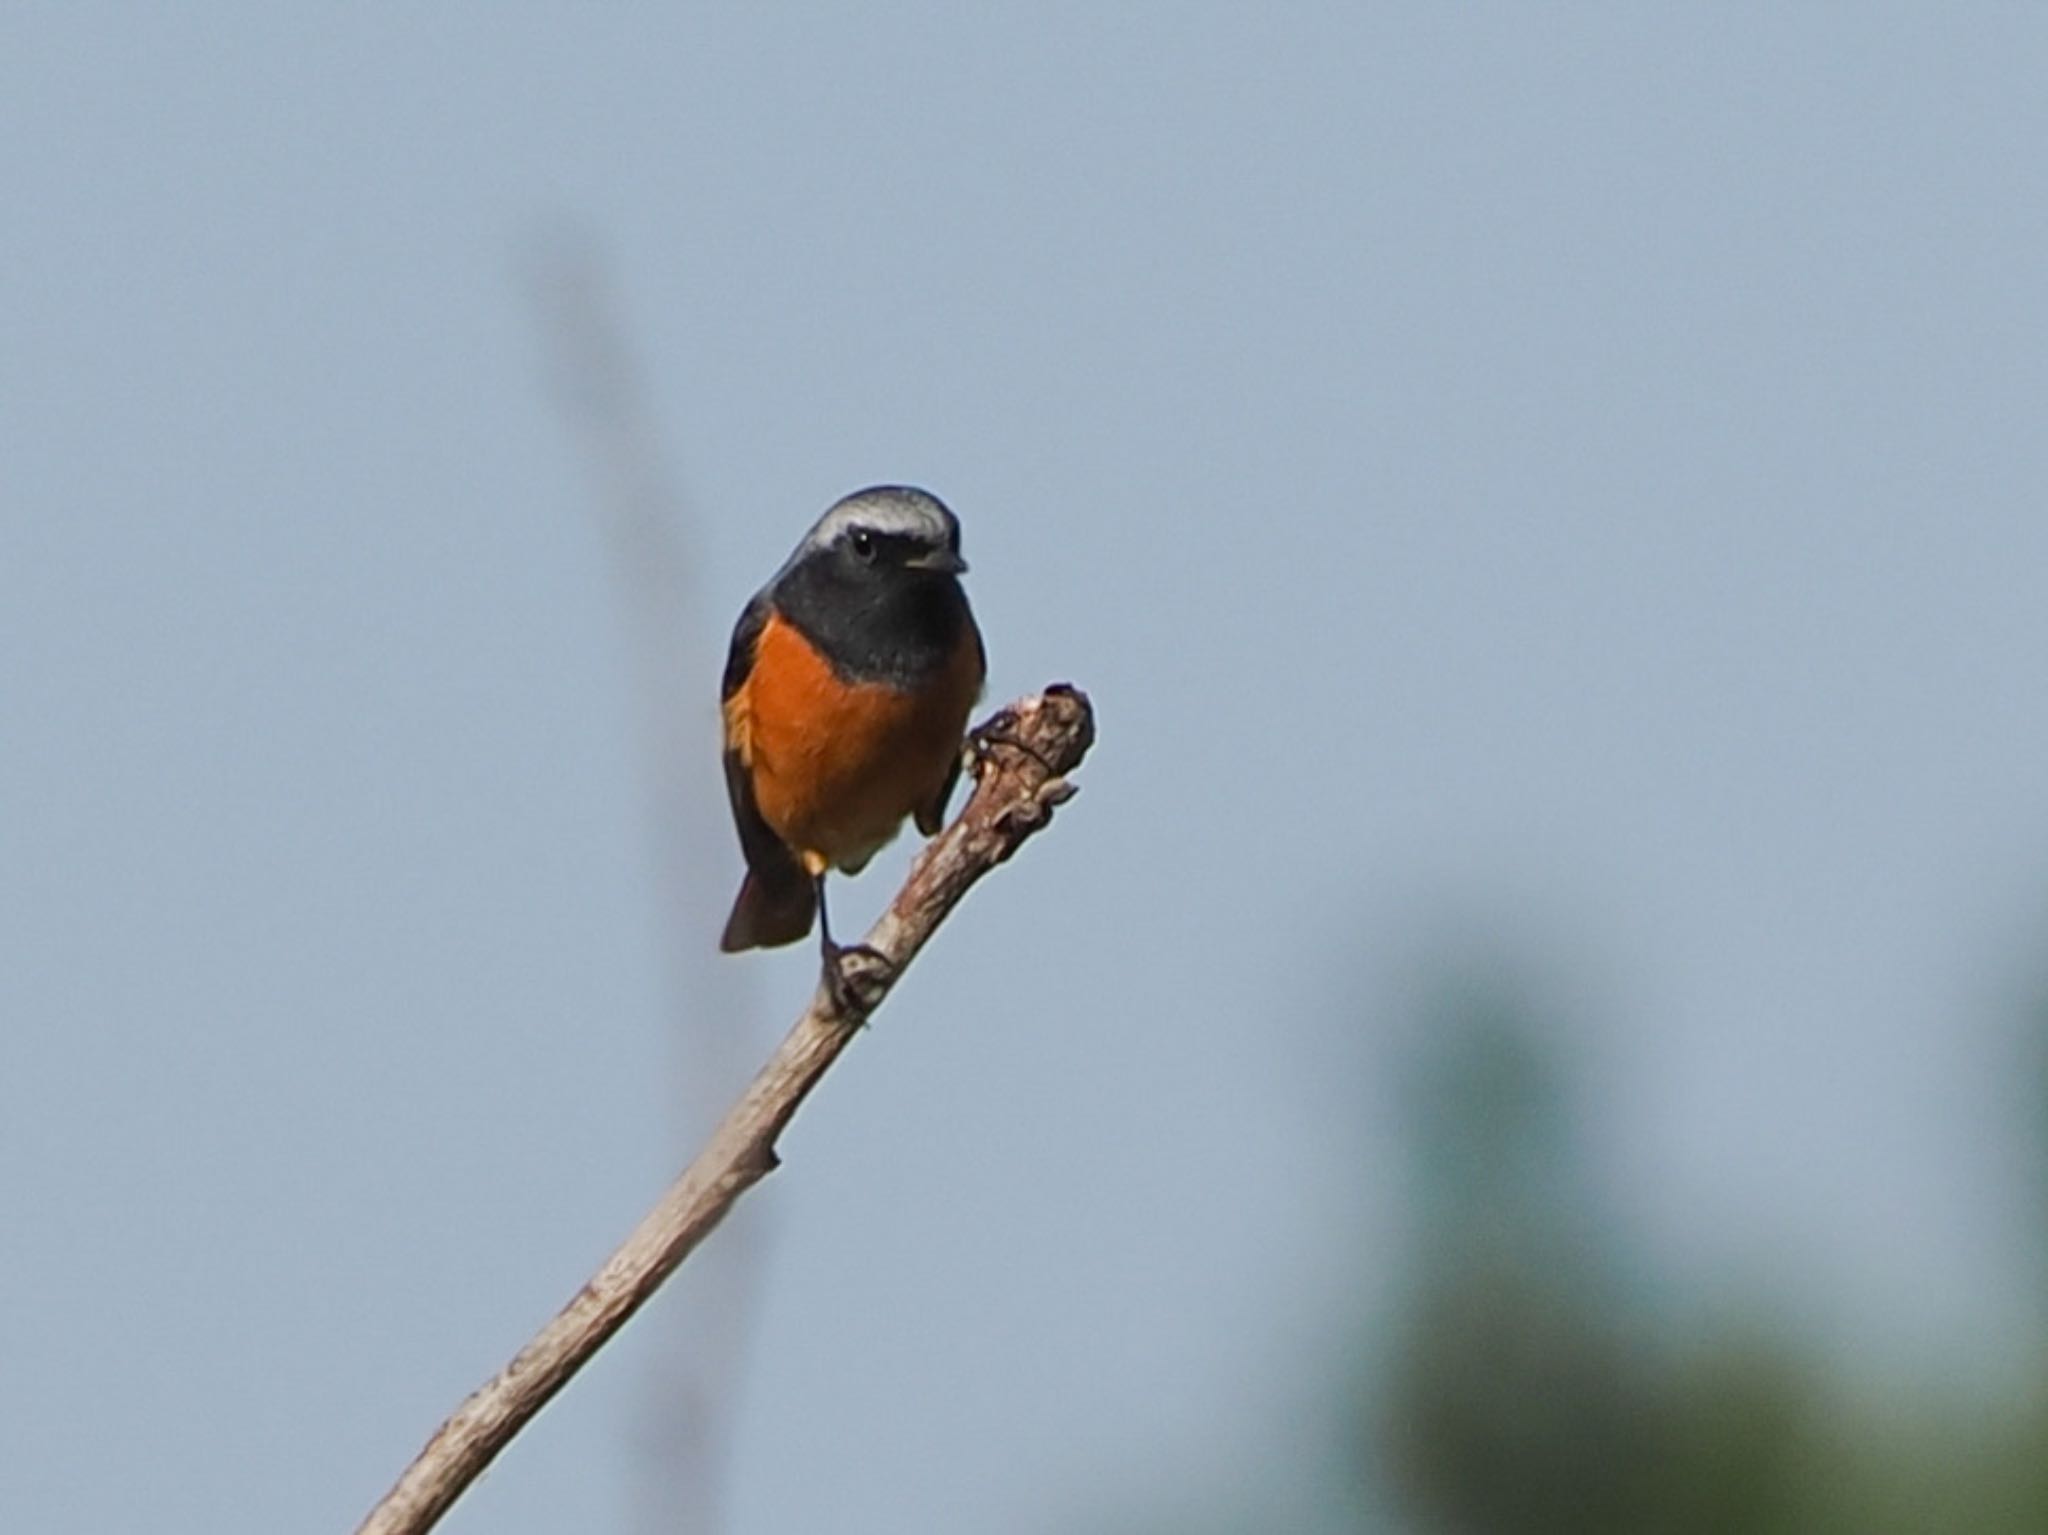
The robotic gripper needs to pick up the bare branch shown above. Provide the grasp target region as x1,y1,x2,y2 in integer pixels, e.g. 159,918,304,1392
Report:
353,685,1097,1535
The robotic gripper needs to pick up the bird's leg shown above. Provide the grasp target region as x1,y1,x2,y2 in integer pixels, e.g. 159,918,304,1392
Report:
815,873,892,1018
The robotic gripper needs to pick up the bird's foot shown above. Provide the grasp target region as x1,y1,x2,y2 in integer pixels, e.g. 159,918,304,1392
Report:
822,941,894,1020
970,710,1061,777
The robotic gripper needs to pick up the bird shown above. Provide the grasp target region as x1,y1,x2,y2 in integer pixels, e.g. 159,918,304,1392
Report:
718,485,985,1004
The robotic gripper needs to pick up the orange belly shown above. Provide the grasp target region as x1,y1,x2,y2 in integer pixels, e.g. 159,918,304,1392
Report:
725,611,982,873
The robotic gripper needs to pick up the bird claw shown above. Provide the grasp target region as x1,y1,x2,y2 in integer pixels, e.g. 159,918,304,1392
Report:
970,713,1061,777
822,941,893,1019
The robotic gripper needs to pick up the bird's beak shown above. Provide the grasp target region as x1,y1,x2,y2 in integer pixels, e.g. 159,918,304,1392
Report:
907,549,968,574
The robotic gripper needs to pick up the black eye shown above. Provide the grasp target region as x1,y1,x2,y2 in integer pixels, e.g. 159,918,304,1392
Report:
849,529,877,562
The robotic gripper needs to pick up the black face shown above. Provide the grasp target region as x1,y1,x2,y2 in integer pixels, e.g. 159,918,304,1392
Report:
774,524,973,687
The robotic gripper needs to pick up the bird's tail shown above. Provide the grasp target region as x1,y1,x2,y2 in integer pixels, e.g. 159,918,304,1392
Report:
719,866,816,952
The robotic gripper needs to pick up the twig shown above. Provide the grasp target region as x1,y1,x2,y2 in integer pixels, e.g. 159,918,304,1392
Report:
353,685,1097,1535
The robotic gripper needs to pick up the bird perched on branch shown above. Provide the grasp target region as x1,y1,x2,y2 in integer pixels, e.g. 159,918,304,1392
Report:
719,486,985,1005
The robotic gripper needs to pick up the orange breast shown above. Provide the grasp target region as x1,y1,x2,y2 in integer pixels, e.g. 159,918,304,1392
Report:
725,610,983,873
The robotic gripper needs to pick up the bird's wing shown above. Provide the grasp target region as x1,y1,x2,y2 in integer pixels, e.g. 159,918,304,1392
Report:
718,591,814,949
913,618,987,836
720,590,793,875
721,588,771,701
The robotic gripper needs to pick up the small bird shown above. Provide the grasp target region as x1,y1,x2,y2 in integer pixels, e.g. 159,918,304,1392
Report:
719,486,985,1000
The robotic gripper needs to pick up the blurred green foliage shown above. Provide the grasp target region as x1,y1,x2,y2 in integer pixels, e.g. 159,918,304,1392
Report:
1370,962,2048,1534
1153,956,2048,1533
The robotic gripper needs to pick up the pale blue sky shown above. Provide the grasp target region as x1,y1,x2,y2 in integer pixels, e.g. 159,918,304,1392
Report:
6,8,2048,1532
